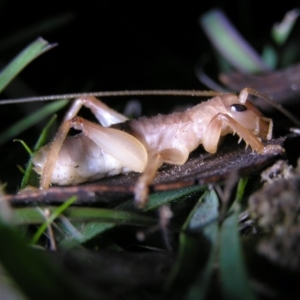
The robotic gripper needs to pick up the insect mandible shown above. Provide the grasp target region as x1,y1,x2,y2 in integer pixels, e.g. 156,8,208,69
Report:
30,88,275,208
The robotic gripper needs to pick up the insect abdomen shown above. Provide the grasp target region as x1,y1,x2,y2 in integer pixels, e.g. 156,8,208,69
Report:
33,134,130,185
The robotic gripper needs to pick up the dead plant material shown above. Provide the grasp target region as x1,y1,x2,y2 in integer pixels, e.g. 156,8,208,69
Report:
220,63,300,110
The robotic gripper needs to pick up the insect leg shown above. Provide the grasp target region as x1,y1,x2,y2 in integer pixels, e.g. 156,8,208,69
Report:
203,113,265,154
238,87,266,104
40,119,74,189
40,116,148,189
63,96,128,126
134,148,189,208
134,153,164,208
260,117,273,140
238,88,250,104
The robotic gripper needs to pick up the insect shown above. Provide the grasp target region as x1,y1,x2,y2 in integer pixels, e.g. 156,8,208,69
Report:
29,88,275,208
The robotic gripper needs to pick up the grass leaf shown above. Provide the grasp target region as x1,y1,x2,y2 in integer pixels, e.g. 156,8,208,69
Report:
0,13,74,54
200,9,269,73
58,186,205,248
220,212,256,300
0,100,67,145
219,178,256,300
0,218,99,300
272,9,300,45
30,196,77,244
0,38,56,93
165,190,219,299
20,114,58,188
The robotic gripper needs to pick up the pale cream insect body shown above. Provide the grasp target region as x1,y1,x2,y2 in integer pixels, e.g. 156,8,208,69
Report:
32,88,273,207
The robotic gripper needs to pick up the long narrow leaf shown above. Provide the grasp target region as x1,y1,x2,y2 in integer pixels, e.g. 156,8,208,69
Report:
59,186,205,248
0,13,74,53
220,212,256,300
0,219,99,300
165,190,219,299
200,9,269,73
13,206,157,227
272,9,300,45
220,178,256,300
30,196,77,244
0,99,67,145
119,185,205,212
0,38,56,93
20,114,57,188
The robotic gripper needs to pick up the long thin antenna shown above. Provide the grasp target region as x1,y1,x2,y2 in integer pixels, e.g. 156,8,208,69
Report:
246,88,300,127
1,89,299,126
0,90,221,105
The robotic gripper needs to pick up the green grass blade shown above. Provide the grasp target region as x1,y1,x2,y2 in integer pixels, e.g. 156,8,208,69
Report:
30,196,77,244
59,186,205,248
219,177,256,300
0,273,26,300
32,115,57,151
0,218,99,300
0,99,68,145
143,185,206,211
11,206,157,248
0,38,56,93
20,114,58,188
185,189,219,233
272,9,300,45
236,177,248,203
62,207,158,245
119,185,205,212
200,9,269,73
64,207,157,225
0,13,74,54
3,187,204,249
165,190,219,299
220,212,256,300
13,139,33,155
12,207,50,225
261,44,278,69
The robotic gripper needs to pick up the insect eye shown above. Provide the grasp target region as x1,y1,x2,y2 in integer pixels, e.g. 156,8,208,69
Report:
230,104,247,112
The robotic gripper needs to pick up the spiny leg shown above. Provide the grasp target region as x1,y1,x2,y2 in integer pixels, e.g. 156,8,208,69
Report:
63,96,128,126
203,113,265,154
134,148,189,208
134,153,164,208
40,119,74,189
238,88,274,140
40,116,147,189
40,97,136,189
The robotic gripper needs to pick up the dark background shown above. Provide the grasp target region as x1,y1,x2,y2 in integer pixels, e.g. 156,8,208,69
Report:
0,1,298,191
1,2,297,96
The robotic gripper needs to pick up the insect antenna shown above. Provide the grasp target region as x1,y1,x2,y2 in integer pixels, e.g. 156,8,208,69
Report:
246,87,300,127
1,88,299,126
0,90,222,105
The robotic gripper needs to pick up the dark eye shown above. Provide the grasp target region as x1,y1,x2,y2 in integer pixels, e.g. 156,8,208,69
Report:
230,104,247,112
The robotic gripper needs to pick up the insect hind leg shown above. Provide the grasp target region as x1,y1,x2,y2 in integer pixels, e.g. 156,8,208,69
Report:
63,96,128,126
134,153,164,208
39,116,148,190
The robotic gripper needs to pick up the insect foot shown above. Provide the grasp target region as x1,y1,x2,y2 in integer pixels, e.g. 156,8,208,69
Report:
134,177,149,209
262,144,285,156
133,153,164,208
